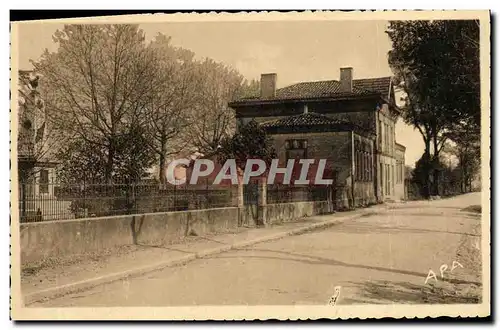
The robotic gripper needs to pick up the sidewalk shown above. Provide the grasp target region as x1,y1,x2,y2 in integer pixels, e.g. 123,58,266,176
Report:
21,205,385,305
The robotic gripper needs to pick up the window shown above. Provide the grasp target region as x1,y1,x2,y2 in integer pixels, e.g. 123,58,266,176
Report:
389,125,392,151
392,165,395,193
356,150,363,181
398,162,402,183
368,154,371,181
363,153,366,182
389,126,394,154
378,120,383,148
362,153,366,181
368,152,373,181
401,163,405,182
396,162,400,183
386,164,390,194
381,123,385,151
365,154,369,181
396,161,404,184
386,124,390,151
378,163,382,193
355,141,374,182
355,141,362,182
387,125,391,152
285,139,307,160
356,150,361,182
286,139,307,150
39,169,49,194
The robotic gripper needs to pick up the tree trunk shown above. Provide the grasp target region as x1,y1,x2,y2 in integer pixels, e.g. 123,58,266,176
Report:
432,136,440,196
159,154,166,184
159,138,167,184
423,139,431,198
106,139,115,184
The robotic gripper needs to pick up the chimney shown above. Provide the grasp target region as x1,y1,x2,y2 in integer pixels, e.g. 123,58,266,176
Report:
340,67,353,93
260,73,277,98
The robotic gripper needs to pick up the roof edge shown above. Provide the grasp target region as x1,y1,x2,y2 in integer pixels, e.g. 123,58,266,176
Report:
263,122,375,139
395,142,406,150
229,93,382,107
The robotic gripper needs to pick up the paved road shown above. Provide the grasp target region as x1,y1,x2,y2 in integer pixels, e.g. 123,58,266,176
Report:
35,193,482,307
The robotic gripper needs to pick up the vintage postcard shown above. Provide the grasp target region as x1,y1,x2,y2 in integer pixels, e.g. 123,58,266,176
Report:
10,10,490,320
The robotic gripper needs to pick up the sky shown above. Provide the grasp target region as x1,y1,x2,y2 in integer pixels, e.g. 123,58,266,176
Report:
16,20,424,166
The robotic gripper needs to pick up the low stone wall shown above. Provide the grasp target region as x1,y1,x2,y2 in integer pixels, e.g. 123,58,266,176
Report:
20,207,240,265
264,201,332,225
20,200,333,264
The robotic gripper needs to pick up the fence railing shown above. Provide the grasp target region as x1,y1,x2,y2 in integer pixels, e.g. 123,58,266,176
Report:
17,177,336,223
17,179,238,223
266,184,329,204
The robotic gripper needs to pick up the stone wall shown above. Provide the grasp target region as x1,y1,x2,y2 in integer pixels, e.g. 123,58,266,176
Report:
264,201,332,225
20,200,331,264
20,207,240,264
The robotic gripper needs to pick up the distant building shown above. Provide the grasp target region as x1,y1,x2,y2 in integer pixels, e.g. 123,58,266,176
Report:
18,70,59,221
229,67,407,207
394,143,406,200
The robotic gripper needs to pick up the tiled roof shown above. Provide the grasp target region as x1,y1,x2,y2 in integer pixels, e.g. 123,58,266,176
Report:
233,77,392,103
261,112,350,129
353,77,392,97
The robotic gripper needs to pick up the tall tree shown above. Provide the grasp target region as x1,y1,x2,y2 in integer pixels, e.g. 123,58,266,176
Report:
387,20,480,197
32,24,158,183
446,127,481,193
145,34,201,183
187,58,259,154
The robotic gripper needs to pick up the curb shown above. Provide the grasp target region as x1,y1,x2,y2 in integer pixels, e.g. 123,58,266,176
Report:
23,211,369,306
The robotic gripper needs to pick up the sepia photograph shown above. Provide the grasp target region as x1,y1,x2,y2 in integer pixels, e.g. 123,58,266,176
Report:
9,11,490,320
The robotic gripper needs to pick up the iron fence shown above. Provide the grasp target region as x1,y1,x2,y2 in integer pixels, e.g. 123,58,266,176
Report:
17,178,238,223
266,184,330,204
17,176,337,223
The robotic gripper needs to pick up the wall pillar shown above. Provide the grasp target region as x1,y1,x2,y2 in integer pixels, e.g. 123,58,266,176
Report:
237,182,244,226
237,182,244,207
258,179,268,226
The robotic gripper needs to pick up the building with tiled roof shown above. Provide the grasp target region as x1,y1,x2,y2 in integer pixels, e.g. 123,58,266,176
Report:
229,67,406,207
260,111,375,138
261,112,350,128
232,76,394,104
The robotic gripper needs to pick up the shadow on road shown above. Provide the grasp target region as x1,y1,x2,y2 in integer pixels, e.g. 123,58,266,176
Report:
136,244,193,254
214,248,482,287
323,222,480,237
460,205,482,213
342,280,482,305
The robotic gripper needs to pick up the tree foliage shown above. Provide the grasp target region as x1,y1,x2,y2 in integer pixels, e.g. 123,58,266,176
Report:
33,25,157,182
387,20,481,197
30,24,257,184
56,124,155,183
144,34,201,183
188,58,259,155
216,120,276,170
